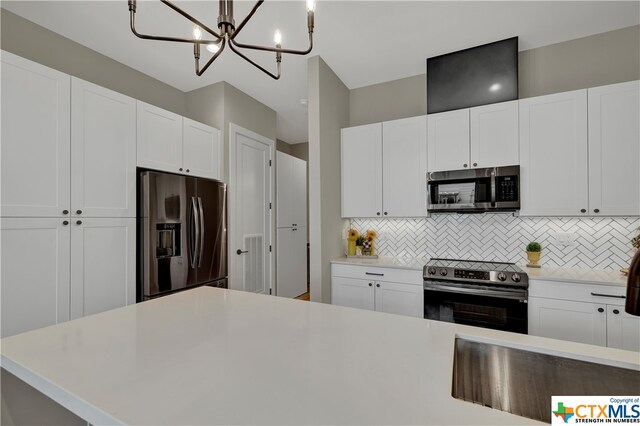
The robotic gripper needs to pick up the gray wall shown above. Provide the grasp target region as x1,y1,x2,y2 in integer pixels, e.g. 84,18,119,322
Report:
0,8,187,115
349,25,640,126
308,56,350,303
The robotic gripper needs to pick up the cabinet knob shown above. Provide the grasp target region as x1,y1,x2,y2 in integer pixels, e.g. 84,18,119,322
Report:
368,283,372,287
473,162,477,167
62,210,69,215
463,164,468,168
179,168,183,172
376,212,380,216
76,220,82,225
594,209,600,213
76,209,82,215
383,212,388,216
186,169,190,173
580,209,587,213
376,283,380,288
62,220,69,226
598,307,604,313
613,309,620,315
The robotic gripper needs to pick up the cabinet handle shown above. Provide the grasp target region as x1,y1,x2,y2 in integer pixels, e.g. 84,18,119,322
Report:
368,283,372,287
376,283,380,288
594,209,600,213
613,309,620,315
62,220,69,226
365,272,384,276
580,209,587,213
62,210,69,215
76,220,82,225
590,292,625,299
597,307,604,313
76,209,82,215
463,164,468,168
473,162,477,167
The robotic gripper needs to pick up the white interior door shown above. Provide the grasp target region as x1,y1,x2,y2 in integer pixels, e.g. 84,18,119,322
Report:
292,158,308,227
276,151,293,227
229,124,273,294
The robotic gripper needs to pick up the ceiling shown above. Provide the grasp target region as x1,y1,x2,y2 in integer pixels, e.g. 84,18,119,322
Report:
3,1,639,144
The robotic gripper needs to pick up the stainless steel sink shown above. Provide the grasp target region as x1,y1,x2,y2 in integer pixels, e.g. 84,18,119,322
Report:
452,338,640,423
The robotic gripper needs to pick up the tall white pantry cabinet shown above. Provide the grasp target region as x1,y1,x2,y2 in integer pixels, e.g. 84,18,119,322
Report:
276,151,307,298
1,51,135,338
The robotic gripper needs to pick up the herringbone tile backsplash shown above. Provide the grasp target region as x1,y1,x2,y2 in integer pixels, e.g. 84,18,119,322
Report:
349,215,640,270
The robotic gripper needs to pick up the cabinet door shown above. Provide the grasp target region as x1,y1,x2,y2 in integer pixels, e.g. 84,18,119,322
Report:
71,78,136,218
427,109,470,172
1,218,70,337
183,117,222,180
341,123,383,217
607,305,640,352
276,152,293,227
382,116,427,217
588,81,640,216
374,281,423,318
528,297,607,347
331,276,375,311
519,90,588,216
1,51,71,217
136,101,183,174
470,100,519,168
70,218,135,319
292,157,307,227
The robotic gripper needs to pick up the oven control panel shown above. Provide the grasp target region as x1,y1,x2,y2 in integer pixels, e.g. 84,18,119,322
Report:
454,269,490,280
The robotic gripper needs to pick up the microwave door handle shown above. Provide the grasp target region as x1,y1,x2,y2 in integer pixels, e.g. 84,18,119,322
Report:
490,168,497,205
197,197,205,268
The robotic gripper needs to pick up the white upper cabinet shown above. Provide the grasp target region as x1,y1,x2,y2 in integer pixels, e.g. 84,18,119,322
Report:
470,100,519,168
1,51,71,217
1,218,71,338
382,116,427,217
427,109,470,172
519,89,589,216
183,117,222,180
71,78,136,218
341,123,383,217
587,80,640,217
70,218,135,320
137,101,183,174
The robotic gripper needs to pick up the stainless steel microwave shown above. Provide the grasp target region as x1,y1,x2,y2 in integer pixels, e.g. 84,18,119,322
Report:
427,165,520,213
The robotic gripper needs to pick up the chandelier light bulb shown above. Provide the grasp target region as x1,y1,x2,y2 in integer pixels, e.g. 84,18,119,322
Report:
206,43,220,53
306,0,316,12
193,25,202,40
273,29,282,46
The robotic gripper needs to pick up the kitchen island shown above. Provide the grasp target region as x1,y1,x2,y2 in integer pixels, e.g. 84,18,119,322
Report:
1,287,639,425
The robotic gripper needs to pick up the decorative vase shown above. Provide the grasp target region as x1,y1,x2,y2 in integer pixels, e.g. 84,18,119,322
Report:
362,240,372,256
527,251,541,267
370,241,375,256
356,246,363,256
347,240,356,256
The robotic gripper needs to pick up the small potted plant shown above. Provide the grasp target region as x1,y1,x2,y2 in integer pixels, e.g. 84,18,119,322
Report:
526,242,542,268
346,229,358,256
355,234,365,256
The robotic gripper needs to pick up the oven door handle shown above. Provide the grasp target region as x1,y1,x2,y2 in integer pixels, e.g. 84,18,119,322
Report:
424,283,528,302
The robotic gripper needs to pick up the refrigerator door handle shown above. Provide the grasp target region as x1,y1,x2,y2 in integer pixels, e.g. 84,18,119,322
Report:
197,197,205,267
190,196,200,269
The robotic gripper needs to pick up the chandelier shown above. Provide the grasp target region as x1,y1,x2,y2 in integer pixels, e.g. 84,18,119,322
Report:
128,0,316,79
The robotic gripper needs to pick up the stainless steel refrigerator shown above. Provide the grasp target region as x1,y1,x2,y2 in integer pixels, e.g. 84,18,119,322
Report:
138,171,227,301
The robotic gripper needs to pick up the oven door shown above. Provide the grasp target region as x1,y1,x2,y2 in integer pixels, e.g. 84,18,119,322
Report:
423,280,528,334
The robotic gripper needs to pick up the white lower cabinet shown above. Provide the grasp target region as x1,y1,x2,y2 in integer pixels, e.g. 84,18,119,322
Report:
0,217,135,337
331,265,423,318
528,279,639,351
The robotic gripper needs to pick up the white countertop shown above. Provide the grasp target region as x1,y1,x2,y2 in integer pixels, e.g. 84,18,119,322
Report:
2,287,639,425
332,256,629,286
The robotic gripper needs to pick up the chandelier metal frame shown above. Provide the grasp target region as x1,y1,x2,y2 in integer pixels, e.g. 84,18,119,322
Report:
128,0,315,79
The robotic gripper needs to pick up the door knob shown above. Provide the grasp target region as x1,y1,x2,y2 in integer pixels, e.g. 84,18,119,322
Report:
236,249,248,255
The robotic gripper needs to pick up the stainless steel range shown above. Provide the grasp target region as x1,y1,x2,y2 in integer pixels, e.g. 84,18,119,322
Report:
423,258,529,334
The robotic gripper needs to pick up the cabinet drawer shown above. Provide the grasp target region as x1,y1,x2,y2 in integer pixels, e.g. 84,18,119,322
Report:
331,264,422,286
529,279,626,306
